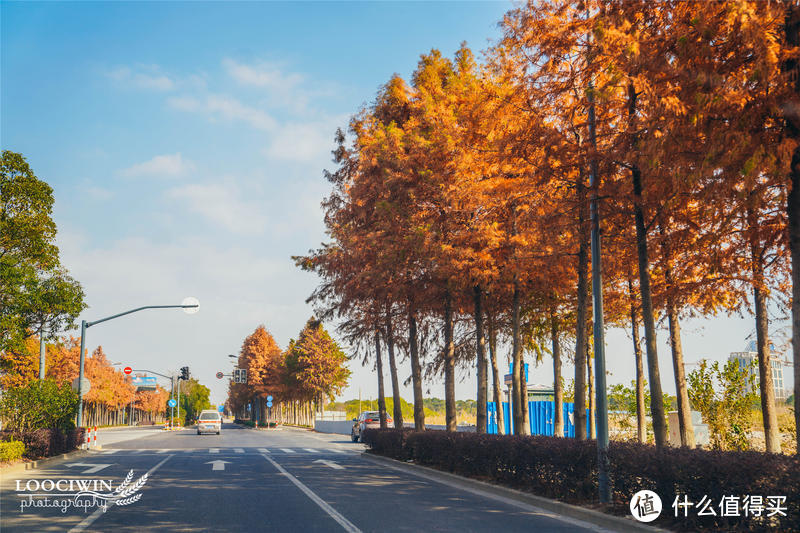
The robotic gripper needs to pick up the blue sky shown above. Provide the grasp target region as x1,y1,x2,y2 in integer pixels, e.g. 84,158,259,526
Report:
2,1,791,406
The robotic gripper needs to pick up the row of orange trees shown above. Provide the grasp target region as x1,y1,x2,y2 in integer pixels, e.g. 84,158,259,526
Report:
296,0,799,453
226,319,349,425
2,336,170,426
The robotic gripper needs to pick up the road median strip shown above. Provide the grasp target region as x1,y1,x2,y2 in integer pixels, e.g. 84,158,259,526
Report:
360,452,668,533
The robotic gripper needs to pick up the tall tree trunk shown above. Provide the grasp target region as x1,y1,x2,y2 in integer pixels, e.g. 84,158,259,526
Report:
587,338,595,439
374,330,388,430
784,3,800,456
444,289,457,432
550,307,564,438
488,308,504,435
385,310,403,429
574,173,589,440
519,351,530,435
632,165,668,448
629,81,668,448
408,306,425,431
474,286,488,434
628,275,646,444
791,150,800,455
659,223,694,447
511,281,524,435
749,216,781,453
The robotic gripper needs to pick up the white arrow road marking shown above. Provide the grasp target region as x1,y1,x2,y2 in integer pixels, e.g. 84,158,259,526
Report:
209,448,219,454
281,448,295,454
234,448,244,453
262,455,360,533
65,463,112,474
206,460,230,471
313,459,344,470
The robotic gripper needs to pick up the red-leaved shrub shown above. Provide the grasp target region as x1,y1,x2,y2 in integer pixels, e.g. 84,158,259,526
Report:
0,428,86,459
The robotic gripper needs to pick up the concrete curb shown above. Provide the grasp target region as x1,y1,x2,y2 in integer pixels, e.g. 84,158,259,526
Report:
0,449,92,476
360,452,670,533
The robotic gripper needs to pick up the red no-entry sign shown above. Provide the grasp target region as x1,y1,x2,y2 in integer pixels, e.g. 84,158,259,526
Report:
124,366,132,375
216,372,224,379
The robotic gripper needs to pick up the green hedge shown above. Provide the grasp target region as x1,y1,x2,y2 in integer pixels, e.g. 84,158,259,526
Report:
361,429,800,532
0,440,25,462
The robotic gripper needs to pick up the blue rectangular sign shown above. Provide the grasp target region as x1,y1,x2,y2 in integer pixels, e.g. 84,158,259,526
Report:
131,376,157,389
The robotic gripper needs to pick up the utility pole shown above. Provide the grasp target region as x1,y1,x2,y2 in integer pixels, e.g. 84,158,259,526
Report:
587,44,610,503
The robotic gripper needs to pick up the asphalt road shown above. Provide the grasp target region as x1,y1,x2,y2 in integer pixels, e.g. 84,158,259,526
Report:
0,424,613,532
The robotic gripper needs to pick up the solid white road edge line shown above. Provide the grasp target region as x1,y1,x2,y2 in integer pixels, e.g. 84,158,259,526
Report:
68,454,174,533
262,454,361,533
361,456,615,533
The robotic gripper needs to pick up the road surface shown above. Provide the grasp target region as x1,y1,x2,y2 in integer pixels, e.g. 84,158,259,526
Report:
1,424,613,532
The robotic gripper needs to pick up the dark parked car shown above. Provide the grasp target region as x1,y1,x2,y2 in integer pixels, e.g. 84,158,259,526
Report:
351,411,392,442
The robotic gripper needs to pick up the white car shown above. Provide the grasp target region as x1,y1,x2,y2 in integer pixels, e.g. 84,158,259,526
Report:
197,410,222,435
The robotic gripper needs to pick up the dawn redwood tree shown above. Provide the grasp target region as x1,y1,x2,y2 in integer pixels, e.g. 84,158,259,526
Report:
286,318,350,412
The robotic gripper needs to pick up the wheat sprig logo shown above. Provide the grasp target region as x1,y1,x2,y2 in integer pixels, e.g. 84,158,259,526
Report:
72,469,148,507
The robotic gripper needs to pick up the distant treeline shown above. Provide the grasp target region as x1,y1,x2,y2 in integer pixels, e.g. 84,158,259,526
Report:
331,398,477,421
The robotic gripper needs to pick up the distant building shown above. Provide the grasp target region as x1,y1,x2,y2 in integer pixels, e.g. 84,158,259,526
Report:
729,342,786,401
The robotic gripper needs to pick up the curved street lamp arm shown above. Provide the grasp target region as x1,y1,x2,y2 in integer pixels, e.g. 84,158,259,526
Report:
87,305,198,328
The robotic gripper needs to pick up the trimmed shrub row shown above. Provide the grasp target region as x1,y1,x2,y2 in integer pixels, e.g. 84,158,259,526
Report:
361,429,800,531
0,440,25,462
0,428,86,459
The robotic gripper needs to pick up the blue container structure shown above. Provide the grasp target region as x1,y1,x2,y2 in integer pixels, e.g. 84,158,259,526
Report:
487,401,589,437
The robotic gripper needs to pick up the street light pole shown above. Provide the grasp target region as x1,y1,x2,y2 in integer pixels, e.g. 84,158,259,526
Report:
75,300,199,427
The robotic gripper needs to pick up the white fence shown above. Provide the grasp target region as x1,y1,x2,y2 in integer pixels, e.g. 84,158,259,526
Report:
317,410,348,421
314,420,354,434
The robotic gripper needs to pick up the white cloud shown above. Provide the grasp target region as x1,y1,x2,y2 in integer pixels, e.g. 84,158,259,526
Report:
263,116,346,163
222,58,340,114
166,182,267,234
121,153,194,178
86,186,114,201
222,58,304,91
168,94,277,131
108,65,175,91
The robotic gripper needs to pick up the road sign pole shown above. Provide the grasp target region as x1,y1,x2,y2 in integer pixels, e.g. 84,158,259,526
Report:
177,377,181,426
170,376,174,428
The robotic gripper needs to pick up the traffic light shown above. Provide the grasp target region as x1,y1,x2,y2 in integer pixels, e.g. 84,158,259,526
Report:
180,366,190,380
233,368,247,383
